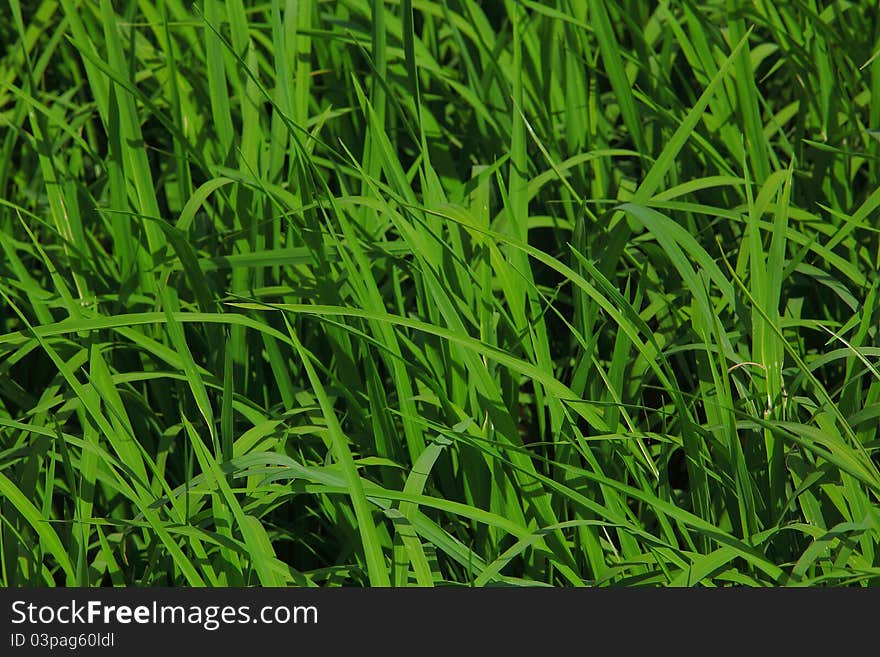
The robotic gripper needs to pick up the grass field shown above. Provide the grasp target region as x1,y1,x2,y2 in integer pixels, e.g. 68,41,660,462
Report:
1,0,880,587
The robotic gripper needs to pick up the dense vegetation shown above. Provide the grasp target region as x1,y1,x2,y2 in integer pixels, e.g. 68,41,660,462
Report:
2,0,880,586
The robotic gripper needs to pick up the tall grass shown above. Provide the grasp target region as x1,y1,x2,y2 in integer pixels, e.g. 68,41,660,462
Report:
1,0,879,586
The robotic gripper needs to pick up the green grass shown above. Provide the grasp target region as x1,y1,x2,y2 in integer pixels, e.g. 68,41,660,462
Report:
1,0,880,587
